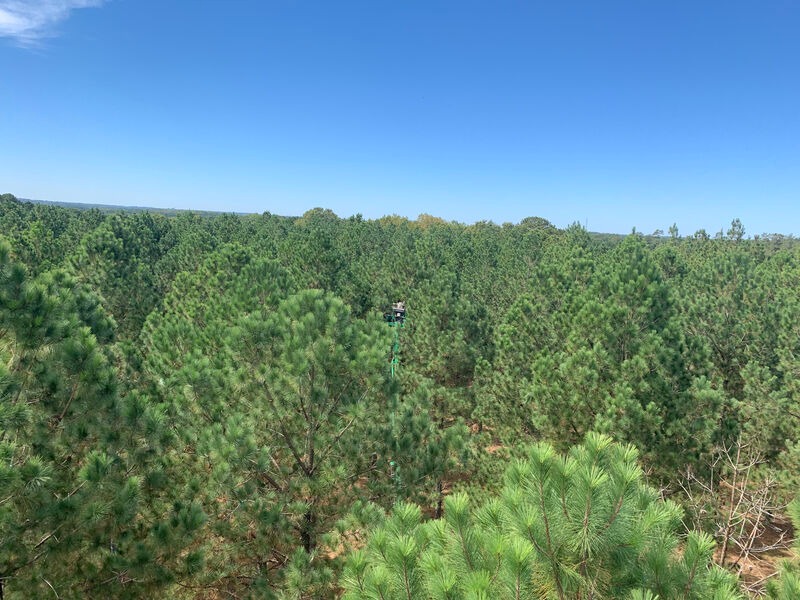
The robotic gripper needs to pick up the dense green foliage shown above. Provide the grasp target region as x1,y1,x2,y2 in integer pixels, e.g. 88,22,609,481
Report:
1,194,798,598
343,434,740,600
766,499,800,599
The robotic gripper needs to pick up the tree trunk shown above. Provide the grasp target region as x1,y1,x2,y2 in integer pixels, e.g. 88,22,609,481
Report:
435,480,444,519
301,508,316,553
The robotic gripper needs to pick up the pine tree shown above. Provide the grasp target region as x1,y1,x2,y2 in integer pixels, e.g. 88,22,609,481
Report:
476,235,722,476
342,434,742,600
68,212,180,339
0,239,198,598
138,243,462,596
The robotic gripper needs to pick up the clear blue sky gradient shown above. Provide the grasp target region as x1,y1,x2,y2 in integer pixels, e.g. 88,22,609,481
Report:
1,1,798,234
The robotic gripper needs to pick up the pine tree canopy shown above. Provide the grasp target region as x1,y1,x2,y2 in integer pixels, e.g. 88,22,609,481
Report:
343,434,742,600
2,201,799,599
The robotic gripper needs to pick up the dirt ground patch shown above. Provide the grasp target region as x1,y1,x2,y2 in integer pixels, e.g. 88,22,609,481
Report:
718,513,795,595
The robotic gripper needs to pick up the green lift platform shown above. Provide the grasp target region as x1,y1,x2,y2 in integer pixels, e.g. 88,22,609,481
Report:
384,301,406,378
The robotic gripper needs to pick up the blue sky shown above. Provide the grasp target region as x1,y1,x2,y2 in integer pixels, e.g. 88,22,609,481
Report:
1,1,798,235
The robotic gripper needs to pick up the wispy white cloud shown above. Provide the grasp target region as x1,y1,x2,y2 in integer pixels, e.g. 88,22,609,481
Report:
0,0,106,44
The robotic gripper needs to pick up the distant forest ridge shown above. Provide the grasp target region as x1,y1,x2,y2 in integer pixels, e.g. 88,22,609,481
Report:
13,195,798,241
19,197,251,218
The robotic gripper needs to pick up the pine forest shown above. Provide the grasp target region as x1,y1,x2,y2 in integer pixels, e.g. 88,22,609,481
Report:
3,193,800,599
